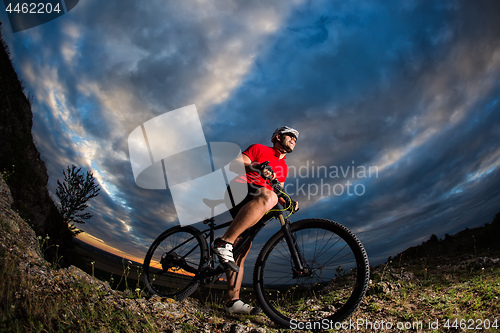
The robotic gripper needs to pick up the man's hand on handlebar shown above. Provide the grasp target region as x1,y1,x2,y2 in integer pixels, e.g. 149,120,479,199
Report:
254,161,276,180
255,161,299,213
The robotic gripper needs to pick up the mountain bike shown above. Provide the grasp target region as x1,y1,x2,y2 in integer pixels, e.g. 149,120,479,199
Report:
142,177,370,328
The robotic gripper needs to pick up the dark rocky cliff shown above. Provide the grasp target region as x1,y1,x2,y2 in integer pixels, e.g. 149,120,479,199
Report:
0,24,72,254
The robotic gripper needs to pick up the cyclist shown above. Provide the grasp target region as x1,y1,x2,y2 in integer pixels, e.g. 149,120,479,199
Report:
212,126,299,314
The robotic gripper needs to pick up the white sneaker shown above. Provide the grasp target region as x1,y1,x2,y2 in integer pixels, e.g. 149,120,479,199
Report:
212,238,239,272
225,299,261,315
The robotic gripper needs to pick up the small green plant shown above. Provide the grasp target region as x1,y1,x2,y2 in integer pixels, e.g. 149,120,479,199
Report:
115,258,147,297
472,234,477,257
1,165,15,180
379,260,391,281
119,258,132,291
135,287,142,298
179,322,198,332
37,235,63,269
368,302,381,312
109,275,114,288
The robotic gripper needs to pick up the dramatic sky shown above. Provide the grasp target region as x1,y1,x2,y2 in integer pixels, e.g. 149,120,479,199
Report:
1,1,499,269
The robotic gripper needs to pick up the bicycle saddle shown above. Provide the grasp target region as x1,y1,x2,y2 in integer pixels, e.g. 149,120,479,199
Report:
202,198,225,209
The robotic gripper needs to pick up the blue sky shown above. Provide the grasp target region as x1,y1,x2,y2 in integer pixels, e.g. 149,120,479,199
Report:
1,0,500,269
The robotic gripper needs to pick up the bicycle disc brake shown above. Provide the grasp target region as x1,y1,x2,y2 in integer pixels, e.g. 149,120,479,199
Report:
292,266,313,279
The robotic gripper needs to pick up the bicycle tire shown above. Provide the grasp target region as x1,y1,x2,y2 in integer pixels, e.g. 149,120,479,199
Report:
253,219,369,328
143,225,208,301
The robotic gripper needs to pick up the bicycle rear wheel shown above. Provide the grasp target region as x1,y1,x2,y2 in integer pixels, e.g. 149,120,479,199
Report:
253,219,369,328
143,225,208,300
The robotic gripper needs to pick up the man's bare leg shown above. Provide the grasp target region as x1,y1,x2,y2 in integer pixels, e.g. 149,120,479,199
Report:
222,188,277,244
226,241,252,301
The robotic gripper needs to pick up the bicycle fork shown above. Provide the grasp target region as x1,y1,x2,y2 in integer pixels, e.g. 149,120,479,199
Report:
279,215,311,278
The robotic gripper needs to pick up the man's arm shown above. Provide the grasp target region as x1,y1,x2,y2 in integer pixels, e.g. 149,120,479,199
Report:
230,153,297,210
229,153,252,175
229,154,276,179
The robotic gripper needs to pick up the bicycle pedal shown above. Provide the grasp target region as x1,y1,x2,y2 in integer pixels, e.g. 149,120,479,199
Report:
219,261,240,273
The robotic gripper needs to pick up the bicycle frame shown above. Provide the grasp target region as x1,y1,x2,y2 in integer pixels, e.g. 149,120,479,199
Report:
192,207,306,283
143,178,370,328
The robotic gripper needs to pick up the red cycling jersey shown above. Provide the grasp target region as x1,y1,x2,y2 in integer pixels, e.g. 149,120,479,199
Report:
234,144,288,191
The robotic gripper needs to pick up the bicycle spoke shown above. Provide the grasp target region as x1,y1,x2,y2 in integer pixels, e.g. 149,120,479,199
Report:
143,226,207,300
254,219,369,328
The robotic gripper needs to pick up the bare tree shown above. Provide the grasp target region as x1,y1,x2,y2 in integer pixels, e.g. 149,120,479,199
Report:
56,165,100,235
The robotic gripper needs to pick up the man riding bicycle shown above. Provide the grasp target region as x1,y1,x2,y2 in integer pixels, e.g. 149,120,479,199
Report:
212,126,299,314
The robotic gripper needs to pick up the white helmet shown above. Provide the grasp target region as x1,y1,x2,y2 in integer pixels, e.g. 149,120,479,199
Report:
271,126,299,143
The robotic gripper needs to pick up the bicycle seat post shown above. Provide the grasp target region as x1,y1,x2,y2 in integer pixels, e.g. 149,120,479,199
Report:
202,197,225,249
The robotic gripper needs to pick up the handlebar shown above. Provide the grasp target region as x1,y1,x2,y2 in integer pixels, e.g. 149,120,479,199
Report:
258,162,298,214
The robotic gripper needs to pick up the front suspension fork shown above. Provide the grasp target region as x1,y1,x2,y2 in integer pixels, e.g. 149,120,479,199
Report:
279,215,309,276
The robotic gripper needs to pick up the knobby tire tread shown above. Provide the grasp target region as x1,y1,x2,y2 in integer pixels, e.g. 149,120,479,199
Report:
253,218,370,328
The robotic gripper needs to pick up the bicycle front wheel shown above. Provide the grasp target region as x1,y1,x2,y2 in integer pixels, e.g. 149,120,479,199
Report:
143,225,208,300
253,219,369,328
